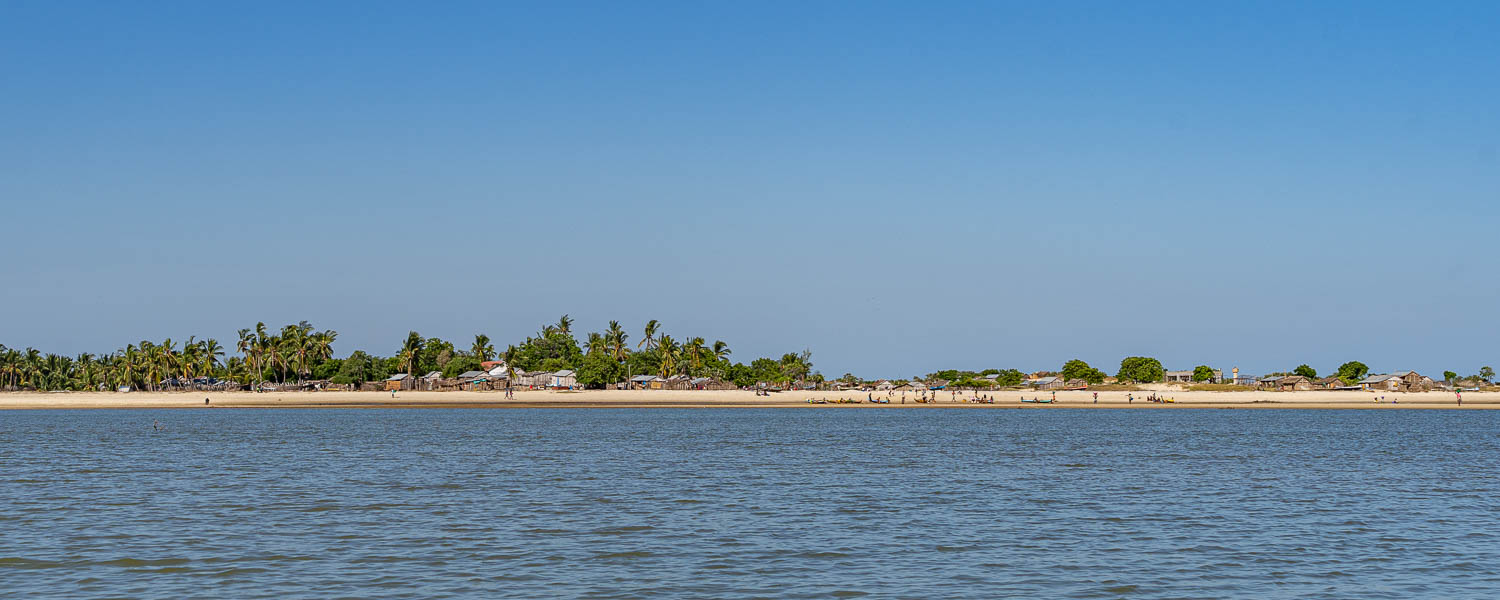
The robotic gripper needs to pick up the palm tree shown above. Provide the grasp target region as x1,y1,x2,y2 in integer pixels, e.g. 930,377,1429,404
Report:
501,344,521,386
399,331,424,376
556,314,573,336
252,322,270,384
657,335,679,379
180,336,201,384
0,348,21,389
202,338,225,377
120,344,140,390
236,328,253,378
605,321,629,358
639,320,660,354
684,337,705,374
584,332,607,356
310,331,336,375
471,334,494,362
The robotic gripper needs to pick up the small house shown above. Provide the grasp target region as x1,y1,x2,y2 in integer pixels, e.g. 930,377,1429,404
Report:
630,375,662,390
1164,369,1222,384
549,369,578,389
1359,371,1431,392
384,373,413,391
1314,376,1345,390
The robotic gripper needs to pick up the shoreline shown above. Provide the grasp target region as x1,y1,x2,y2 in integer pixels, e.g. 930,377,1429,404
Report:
0,389,1492,410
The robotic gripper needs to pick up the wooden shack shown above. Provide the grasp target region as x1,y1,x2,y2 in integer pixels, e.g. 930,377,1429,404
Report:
384,373,413,391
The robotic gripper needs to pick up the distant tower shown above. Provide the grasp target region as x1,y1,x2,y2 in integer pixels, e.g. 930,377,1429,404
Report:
1232,367,1240,384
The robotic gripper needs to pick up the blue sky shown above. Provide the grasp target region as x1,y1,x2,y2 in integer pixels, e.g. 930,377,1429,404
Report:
2,1,1497,378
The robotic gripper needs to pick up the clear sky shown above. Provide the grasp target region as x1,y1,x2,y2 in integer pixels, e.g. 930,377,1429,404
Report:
2,1,1497,379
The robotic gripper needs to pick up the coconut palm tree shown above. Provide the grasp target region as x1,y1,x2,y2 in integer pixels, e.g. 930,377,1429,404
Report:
251,322,270,384
684,337,705,375
584,332,607,356
399,331,424,376
180,336,201,384
639,320,660,354
501,344,521,386
605,321,629,358
202,338,225,376
471,334,493,362
310,331,336,375
0,348,21,389
657,335,680,379
555,314,573,336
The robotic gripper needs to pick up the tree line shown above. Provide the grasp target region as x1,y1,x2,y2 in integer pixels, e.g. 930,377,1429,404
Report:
0,316,818,391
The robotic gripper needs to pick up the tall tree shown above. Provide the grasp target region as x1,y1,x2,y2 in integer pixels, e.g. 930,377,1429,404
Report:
1192,365,1216,382
1334,361,1369,385
399,331,425,376
657,335,679,378
471,334,494,362
639,320,660,354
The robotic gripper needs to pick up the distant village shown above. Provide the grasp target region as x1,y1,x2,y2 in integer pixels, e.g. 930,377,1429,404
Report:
348,364,1484,394
4,317,1492,395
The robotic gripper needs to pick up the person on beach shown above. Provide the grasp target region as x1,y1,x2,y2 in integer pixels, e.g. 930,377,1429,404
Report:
1093,392,1098,404
1457,390,1462,406
1127,393,1133,404
204,398,209,405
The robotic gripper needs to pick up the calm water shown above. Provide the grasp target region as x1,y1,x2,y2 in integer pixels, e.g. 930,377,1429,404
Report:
2,408,1498,599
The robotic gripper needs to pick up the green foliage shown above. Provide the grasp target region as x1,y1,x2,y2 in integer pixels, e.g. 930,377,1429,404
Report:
576,351,624,388
1192,365,1216,382
993,369,1025,387
1443,370,1458,382
441,355,482,378
511,330,584,372
1061,359,1106,384
1116,356,1164,383
314,358,343,380
1481,366,1495,382
418,337,456,375
1335,361,1369,385
330,351,377,385
1292,364,1317,378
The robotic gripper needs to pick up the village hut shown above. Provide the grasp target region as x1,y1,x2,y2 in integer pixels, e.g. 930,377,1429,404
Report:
1063,378,1089,390
384,373,413,391
690,377,736,390
1274,375,1313,391
630,375,662,390
1359,371,1431,392
1314,376,1345,390
1029,376,1064,390
549,369,578,389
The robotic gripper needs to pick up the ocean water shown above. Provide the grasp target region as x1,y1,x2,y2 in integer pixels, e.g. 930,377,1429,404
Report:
2,408,1498,599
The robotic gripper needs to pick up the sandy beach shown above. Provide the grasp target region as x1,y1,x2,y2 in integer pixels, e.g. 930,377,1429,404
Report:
0,388,1492,410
